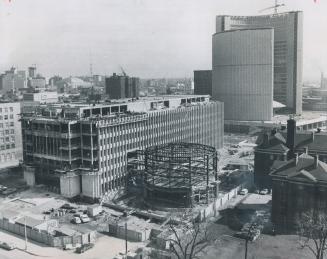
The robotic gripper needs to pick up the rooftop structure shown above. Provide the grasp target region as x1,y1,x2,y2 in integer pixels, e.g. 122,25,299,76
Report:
21,95,224,200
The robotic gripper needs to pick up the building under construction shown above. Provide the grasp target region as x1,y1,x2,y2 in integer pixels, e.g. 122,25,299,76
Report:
21,95,224,200
128,142,219,207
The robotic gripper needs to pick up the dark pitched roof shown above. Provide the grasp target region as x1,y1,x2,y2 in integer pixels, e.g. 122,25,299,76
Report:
270,154,327,183
256,130,327,154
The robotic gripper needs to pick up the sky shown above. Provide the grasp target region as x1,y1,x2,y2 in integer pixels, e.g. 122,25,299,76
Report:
0,0,326,80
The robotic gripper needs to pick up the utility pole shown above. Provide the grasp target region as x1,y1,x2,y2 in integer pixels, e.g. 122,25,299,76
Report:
125,222,128,258
24,216,28,251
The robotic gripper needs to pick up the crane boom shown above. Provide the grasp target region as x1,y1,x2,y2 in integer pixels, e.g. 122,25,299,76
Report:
259,0,285,14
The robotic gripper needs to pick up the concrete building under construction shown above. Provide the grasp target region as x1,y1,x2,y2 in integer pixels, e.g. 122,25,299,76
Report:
21,95,224,200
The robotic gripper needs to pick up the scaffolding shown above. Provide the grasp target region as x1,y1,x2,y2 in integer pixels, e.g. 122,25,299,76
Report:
141,143,218,208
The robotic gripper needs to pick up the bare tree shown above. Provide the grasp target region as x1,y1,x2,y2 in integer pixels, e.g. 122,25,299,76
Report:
166,213,213,259
297,212,327,259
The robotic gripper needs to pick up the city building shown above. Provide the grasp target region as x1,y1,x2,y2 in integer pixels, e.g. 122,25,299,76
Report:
194,70,212,96
23,91,59,105
0,102,22,169
28,76,46,89
270,154,327,229
254,119,327,188
56,77,92,93
105,73,139,99
0,67,27,93
21,95,224,200
216,12,303,114
212,28,274,121
28,66,37,78
321,72,327,90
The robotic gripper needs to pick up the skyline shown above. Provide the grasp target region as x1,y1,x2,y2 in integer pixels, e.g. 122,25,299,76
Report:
0,0,326,81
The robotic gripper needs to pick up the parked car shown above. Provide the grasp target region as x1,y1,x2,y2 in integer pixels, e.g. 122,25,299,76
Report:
80,214,91,223
72,217,82,224
239,188,248,195
76,243,94,254
260,189,269,195
0,241,15,250
61,203,75,210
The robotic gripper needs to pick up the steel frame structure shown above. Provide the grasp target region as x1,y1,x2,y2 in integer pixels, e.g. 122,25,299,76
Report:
143,143,218,207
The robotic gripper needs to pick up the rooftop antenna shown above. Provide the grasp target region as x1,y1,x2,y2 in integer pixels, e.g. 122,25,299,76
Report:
89,50,93,77
259,0,285,14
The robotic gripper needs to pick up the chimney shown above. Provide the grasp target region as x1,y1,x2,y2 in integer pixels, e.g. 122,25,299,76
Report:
286,119,296,159
263,133,269,146
314,155,319,168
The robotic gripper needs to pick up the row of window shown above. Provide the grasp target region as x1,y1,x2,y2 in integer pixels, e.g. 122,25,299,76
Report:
0,143,15,150
0,107,14,113
0,152,16,162
0,136,15,143
0,114,14,120
0,122,15,128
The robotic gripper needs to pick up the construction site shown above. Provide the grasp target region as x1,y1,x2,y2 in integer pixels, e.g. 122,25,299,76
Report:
0,133,257,258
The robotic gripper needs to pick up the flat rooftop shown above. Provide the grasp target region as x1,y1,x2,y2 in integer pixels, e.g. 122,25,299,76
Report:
225,111,327,127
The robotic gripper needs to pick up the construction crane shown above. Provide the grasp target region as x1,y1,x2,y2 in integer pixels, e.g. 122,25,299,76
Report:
120,66,127,76
259,0,285,14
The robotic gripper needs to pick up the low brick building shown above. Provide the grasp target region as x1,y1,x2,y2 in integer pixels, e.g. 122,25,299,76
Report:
270,154,327,229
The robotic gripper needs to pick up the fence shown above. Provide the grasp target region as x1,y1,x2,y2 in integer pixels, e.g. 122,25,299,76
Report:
0,217,96,248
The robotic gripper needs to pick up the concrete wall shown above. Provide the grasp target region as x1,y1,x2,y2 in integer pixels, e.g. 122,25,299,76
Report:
24,166,35,186
212,28,274,121
60,174,80,198
81,172,102,199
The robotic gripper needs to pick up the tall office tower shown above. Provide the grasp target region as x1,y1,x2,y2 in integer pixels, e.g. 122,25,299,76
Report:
28,66,36,78
216,12,303,115
321,72,327,90
194,70,212,96
0,102,22,169
21,95,224,200
105,73,140,99
0,67,27,93
212,28,274,121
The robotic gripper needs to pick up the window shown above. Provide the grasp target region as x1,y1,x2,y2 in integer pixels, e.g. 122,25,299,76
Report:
10,122,14,127
9,115,13,119
0,145,4,150
4,108,8,113
0,124,3,128
10,129,14,134
5,137,9,142
11,143,15,148
9,107,13,112
0,108,2,113
5,130,9,135
4,115,8,120
6,144,10,149
10,136,14,142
